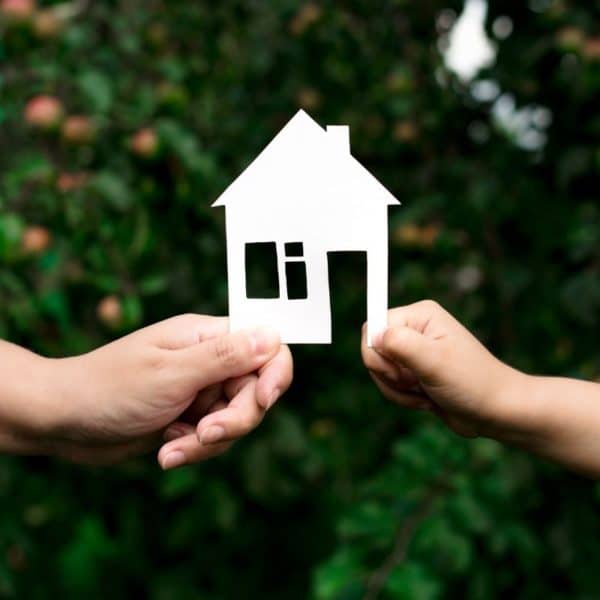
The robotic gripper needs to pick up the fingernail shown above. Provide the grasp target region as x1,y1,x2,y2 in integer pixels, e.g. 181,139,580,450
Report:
161,450,186,470
249,328,280,355
371,330,385,349
200,425,225,444
266,388,280,410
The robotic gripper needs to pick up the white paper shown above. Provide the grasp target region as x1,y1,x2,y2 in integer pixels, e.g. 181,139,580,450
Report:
212,110,400,345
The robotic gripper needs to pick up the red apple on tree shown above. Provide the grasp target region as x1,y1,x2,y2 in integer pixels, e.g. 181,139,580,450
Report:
0,0,35,23
21,225,51,254
61,115,96,144
97,295,123,327
24,95,64,130
129,128,159,159
33,8,63,38
56,172,89,193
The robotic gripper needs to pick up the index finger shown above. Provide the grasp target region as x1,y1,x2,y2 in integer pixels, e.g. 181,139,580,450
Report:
196,375,266,445
255,345,293,409
145,314,230,350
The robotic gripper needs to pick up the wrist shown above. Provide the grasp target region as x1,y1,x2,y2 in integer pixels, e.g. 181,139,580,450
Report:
0,345,67,455
35,356,87,448
478,362,547,448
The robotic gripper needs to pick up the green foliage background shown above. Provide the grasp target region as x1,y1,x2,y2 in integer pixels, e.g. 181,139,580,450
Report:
1,1,600,598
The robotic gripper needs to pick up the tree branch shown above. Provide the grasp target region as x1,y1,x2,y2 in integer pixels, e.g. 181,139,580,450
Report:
363,479,452,600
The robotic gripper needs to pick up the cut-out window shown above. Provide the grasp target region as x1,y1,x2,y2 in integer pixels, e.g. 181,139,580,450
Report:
284,241,308,299
285,242,304,257
245,242,279,298
285,261,307,299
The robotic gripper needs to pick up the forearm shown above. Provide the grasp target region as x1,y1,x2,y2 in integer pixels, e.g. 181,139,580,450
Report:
486,369,600,477
0,340,60,455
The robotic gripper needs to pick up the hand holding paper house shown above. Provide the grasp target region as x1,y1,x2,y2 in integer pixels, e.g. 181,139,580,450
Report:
213,110,399,345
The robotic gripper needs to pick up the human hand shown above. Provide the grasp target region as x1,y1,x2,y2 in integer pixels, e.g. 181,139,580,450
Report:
39,315,292,467
362,300,526,439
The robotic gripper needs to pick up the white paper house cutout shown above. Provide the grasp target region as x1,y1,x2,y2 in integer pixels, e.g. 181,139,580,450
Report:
213,109,400,345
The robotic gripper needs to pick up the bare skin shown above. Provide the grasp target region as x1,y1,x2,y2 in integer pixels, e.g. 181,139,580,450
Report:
362,300,600,478
0,314,292,470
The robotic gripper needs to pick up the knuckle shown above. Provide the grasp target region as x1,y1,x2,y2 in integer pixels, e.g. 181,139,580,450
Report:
168,313,197,328
179,312,197,321
159,376,186,404
422,299,444,313
213,336,241,368
387,307,408,326
387,307,402,320
420,299,441,312
175,313,204,335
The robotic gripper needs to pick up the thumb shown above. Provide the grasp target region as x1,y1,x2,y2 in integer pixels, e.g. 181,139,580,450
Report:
175,328,281,390
375,326,439,380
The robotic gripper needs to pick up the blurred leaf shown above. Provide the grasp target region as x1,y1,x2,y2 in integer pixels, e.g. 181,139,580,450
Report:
385,562,441,600
78,70,114,113
0,213,23,260
121,295,143,327
161,468,199,500
59,517,116,592
314,547,364,600
88,172,133,211
39,289,70,327
139,274,168,295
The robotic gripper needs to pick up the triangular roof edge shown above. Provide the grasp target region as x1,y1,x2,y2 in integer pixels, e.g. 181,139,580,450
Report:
212,109,400,207
212,110,322,207
347,155,400,206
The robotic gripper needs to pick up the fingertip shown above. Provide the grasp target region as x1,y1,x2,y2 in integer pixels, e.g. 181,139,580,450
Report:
279,345,294,385
361,345,377,369
257,386,280,410
380,328,409,362
255,371,277,409
371,329,386,351
158,447,186,470
375,327,407,363
158,431,234,468
256,345,293,408
382,325,406,348
247,327,280,357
